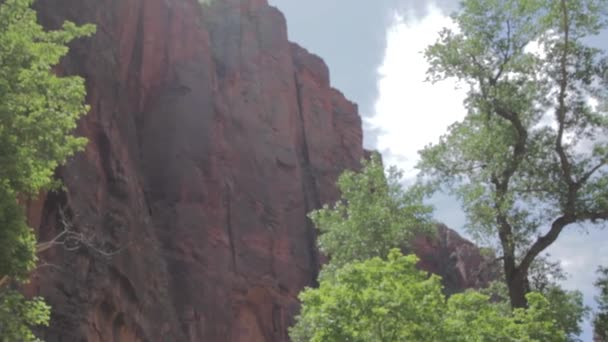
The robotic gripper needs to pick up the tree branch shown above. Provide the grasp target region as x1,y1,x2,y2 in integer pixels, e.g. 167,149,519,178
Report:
36,228,70,254
0,206,126,291
37,207,125,257
492,175,517,276
490,19,512,85
519,215,574,273
521,205,608,273
577,160,606,186
577,209,608,223
555,0,575,187
513,186,553,194
494,105,528,182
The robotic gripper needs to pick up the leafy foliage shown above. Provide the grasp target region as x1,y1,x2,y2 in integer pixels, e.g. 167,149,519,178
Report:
310,153,433,275
0,0,95,195
528,256,588,340
0,185,37,283
595,266,608,341
482,255,588,341
543,287,588,341
419,0,608,308
290,249,567,342
0,290,50,342
0,0,95,339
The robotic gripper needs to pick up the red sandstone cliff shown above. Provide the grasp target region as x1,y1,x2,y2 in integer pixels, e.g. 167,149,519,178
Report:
23,1,492,341
411,224,499,295
27,0,362,340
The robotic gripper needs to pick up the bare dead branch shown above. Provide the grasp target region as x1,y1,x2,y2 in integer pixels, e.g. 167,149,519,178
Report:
36,206,125,258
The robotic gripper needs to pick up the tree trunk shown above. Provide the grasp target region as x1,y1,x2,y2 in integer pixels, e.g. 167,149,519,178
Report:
506,268,529,309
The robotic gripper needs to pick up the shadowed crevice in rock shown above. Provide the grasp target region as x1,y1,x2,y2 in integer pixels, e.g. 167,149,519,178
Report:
294,70,322,287
223,181,238,272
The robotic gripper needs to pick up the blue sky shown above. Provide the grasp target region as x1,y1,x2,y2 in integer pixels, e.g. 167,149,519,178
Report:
269,1,607,340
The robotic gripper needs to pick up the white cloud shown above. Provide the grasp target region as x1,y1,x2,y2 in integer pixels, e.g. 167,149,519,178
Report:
550,229,608,293
368,4,467,179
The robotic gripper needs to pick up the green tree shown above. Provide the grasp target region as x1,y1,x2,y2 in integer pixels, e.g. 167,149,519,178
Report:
595,266,608,341
309,153,432,276
419,0,608,309
530,256,588,340
290,249,567,342
543,287,587,341
486,255,589,340
0,0,95,340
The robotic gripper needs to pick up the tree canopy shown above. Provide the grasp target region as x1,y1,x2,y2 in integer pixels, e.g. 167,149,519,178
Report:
309,153,432,275
0,0,95,340
290,249,567,342
291,153,573,341
419,0,608,308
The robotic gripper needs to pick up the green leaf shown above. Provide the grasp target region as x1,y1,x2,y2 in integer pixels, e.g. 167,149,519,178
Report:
0,0,96,339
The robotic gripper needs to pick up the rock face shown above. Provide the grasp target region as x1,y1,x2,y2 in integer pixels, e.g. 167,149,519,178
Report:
411,225,499,295
28,0,362,341
23,0,492,341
